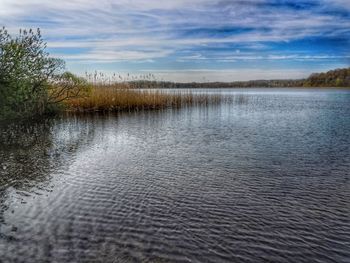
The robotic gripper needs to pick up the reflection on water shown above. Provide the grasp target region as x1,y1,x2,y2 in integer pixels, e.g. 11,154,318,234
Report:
0,118,96,228
0,89,349,262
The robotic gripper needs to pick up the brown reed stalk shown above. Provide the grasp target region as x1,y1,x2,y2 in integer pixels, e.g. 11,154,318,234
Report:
64,83,232,112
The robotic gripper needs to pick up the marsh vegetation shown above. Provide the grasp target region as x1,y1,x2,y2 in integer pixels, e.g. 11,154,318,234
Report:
64,84,232,112
0,28,232,120
1,27,349,122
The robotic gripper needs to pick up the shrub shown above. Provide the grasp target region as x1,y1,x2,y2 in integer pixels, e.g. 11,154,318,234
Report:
0,27,88,120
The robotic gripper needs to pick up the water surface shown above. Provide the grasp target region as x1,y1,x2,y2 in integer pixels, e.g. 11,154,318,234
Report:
0,88,349,262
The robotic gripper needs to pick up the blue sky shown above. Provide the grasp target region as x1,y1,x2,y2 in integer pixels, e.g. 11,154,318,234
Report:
1,0,349,82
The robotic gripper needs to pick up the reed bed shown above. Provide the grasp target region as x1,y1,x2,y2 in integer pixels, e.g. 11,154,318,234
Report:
65,84,232,112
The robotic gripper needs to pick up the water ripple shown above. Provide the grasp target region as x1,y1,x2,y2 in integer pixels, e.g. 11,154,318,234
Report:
0,89,349,262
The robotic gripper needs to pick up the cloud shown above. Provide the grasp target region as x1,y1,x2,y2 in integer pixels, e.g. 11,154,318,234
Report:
0,0,349,81
56,49,172,62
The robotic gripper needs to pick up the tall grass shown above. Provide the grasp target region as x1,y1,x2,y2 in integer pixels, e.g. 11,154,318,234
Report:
65,84,232,112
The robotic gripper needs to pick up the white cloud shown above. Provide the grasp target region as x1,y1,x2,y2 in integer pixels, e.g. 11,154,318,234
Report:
56,49,172,62
0,0,348,80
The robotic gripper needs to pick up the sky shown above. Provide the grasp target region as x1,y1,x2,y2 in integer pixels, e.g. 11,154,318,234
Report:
0,0,349,82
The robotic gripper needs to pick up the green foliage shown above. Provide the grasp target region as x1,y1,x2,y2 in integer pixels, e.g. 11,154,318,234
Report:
0,27,88,120
304,68,350,87
0,27,65,119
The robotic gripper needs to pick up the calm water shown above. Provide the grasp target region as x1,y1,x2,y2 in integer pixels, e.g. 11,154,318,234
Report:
0,88,349,262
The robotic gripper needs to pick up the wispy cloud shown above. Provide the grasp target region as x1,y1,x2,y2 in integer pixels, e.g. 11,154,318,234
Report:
0,0,349,81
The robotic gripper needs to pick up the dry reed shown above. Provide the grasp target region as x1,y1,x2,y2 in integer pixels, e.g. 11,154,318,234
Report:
65,84,231,112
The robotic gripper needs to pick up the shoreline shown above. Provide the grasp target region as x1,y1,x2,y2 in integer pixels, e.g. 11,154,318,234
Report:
107,85,350,91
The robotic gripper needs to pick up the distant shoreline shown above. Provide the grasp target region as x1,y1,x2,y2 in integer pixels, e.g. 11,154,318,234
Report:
132,85,350,89
124,68,350,89
126,81,349,89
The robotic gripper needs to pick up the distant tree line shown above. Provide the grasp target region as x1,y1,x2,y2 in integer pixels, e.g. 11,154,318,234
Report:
127,68,350,89
128,79,304,89
304,68,350,87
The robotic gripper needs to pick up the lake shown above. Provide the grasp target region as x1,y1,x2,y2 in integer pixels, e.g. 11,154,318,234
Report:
0,88,349,262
